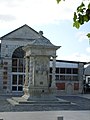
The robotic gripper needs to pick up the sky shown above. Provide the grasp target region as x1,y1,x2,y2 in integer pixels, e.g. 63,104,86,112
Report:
0,0,90,62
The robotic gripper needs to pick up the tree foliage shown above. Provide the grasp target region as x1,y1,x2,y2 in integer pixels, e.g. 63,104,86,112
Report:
56,0,90,40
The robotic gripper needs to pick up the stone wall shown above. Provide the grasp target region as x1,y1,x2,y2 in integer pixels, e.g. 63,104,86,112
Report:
0,39,33,94
78,63,84,93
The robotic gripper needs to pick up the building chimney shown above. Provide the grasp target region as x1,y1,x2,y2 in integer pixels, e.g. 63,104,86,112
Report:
39,31,43,38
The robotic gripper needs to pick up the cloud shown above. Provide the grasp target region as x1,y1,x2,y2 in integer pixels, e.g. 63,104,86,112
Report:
0,0,24,6
57,52,90,62
76,31,88,42
0,14,16,22
0,0,85,37
0,0,83,26
86,47,90,53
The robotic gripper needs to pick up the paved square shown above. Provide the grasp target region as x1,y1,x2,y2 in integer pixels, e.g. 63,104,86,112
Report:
0,95,90,111
0,111,90,120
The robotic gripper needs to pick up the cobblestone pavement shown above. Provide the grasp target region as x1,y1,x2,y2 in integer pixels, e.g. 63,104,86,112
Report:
58,95,90,110
0,95,90,112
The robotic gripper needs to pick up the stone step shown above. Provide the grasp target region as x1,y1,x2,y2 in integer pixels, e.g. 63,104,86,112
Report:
18,100,71,105
7,97,72,106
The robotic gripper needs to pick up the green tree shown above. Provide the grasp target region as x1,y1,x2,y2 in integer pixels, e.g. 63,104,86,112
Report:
56,0,90,40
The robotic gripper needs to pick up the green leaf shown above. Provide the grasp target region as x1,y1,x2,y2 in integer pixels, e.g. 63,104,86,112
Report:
73,12,77,22
57,0,61,3
84,15,89,22
56,0,65,3
87,33,90,44
80,2,85,8
77,2,85,13
78,14,84,25
73,21,80,29
87,33,90,38
88,3,90,9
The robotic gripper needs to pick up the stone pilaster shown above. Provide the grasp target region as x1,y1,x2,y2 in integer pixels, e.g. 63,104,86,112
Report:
24,56,29,86
51,56,56,88
78,63,84,93
23,56,29,95
7,58,12,93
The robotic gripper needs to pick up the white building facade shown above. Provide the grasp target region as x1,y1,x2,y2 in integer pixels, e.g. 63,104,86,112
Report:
50,60,86,95
0,24,86,95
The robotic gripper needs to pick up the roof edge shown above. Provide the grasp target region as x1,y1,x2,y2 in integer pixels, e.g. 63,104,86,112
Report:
50,59,88,64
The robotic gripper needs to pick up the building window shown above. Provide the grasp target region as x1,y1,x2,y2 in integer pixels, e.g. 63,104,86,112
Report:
87,78,90,84
3,71,8,80
3,62,8,65
65,75,71,80
66,68,71,74
18,75,23,85
12,74,25,91
60,68,65,74
12,67,17,72
73,76,78,81
3,81,7,84
3,67,8,70
12,46,25,73
12,58,25,72
73,68,78,74
55,75,59,80
50,67,52,73
56,68,59,73
3,86,7,89
60,75,65,80
3,71,7,75
11,47,25,92
12,59,17,66
12,86,17,91
12,75,17,85
18,86,23,91
18,66,23,72
40,81,43,85
3,76,8,80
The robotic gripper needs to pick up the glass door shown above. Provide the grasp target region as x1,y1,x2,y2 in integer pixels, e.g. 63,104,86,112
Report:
12,74,25,92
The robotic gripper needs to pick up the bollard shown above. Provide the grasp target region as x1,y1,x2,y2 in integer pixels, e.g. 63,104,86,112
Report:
57,116,63,120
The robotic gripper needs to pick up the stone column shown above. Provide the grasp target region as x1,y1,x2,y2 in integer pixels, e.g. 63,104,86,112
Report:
23,56,29,96
51,56,56,88
24,56,29,86
29,56,34,86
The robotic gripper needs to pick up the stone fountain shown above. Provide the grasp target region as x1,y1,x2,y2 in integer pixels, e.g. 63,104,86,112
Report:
22,37,60,101
7,35,71,105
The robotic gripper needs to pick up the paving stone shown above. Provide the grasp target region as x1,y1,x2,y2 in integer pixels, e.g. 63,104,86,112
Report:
0,95,90,112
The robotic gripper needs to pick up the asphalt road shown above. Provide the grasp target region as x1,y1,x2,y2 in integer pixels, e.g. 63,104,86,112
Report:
0,95,90,112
